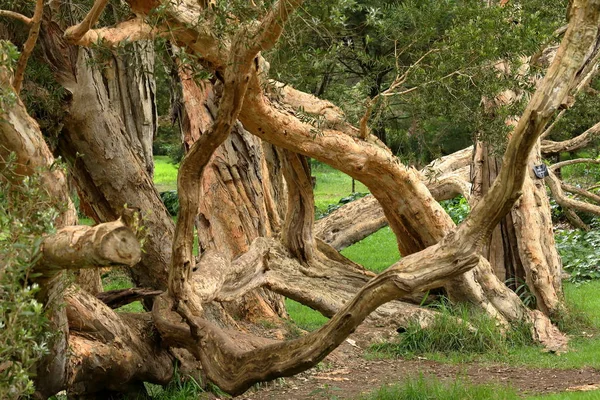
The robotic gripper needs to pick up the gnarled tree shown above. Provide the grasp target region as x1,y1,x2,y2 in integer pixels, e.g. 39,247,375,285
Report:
1,0,600,397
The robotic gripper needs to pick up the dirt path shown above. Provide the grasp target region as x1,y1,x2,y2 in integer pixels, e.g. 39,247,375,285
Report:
225,327,600,399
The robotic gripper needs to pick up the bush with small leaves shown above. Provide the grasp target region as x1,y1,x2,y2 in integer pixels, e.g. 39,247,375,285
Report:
0,155,61,399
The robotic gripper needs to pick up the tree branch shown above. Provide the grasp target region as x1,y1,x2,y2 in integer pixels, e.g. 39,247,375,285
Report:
69,18,159,47
97,288,162,309
64,0,110,44
542,121,600,154
12,0,43,94
549,158,600,170
564,208,591,230
546,170,600,217
0,10,32,25
156,235,480,396
462,1,600,242
252,0,304,53
37,220,142,275
540,109,566,139
562,181,600,203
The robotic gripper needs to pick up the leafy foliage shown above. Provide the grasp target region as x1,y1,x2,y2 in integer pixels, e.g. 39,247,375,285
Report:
439,196,470,224
555,227,600,282
317,191,368,219
547,77,600,145
0,40,19,108
270,0,567,163
160,190,180,216
0,156,58,399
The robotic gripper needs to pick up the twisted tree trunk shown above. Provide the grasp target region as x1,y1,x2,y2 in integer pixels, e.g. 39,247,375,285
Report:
470,141,565,318
40,20,173,291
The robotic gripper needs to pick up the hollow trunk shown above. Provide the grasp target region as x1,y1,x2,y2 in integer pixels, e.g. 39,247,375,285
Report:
471,141,564,317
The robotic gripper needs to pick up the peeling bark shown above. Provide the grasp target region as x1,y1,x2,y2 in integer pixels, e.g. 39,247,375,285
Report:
40,24,173,290
177,74,287,323
2,0,599,397
66,289,173,397
103,41,157,177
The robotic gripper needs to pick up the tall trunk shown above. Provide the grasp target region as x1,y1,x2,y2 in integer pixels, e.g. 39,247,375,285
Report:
178,75,287,323
471,141,564,317
40,19,173,291
103,41,157,177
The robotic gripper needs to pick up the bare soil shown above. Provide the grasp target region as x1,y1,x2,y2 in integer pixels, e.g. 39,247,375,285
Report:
224,326,600,400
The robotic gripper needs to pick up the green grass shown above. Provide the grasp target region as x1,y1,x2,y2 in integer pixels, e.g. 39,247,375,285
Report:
369,300,533,361
358,375,600,400
357,375,517,400
79,217,95,226
101,269,144,313
154,155,179,192
530,392,600,400
341,226,400,273
285,298,329,331
368,280,600,371
312,161,368,216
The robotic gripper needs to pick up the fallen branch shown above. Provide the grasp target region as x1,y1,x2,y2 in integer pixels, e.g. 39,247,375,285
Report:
542,121,600,154
562,181,600,203
564,208,590,230
549,158,600,171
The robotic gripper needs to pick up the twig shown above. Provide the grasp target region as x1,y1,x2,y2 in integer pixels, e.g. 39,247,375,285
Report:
359,48,438,138
562,182,600,204
540,109,565,139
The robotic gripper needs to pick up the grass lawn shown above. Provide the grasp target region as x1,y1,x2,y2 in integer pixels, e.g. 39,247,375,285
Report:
154,155,179,192
341,226,400,273
312,161,369,216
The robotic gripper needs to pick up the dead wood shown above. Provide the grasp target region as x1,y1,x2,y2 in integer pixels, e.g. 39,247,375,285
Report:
97,288,163,309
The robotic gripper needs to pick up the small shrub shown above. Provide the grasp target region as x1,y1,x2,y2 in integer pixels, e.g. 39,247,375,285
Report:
555,228,600,282
160,190,180,216
439,196,470,224
0,157,58,399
